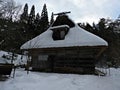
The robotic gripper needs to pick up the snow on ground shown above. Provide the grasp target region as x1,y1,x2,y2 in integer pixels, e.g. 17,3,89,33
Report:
0,50,27,65
0,68,120,90
0,51,8,57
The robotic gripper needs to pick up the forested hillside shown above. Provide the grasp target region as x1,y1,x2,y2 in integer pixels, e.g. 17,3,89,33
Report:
0,0,51,53
78,18,120,67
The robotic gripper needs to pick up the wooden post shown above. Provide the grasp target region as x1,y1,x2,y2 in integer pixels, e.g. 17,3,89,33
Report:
11,49,15,78
27,55,31,74
27,57,29,74
95,47,107,59
11,52,14,64
108,68,110,76
13,65,16,78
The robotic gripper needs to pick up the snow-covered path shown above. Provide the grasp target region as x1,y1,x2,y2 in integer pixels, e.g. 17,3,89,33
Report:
0,68,120,90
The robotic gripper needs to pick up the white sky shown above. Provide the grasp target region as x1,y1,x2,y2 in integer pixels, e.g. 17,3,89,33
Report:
15,0,120,24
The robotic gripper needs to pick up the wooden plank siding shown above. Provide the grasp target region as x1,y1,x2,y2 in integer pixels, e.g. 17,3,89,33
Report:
26,46,107,74
28,46,107,56
53,56,95,74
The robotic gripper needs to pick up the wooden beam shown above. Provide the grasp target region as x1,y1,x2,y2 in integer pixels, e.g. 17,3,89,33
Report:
21,46,108,51
95,47,107,59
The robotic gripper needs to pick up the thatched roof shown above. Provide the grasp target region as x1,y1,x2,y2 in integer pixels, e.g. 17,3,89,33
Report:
52,15,75,28
21,15,108,50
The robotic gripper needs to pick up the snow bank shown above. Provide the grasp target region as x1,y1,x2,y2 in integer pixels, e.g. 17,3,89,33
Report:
0,68,120,90
0,50,27,65
0,51,8,57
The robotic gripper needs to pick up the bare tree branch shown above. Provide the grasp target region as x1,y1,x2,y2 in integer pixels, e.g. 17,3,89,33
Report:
0,0,22,20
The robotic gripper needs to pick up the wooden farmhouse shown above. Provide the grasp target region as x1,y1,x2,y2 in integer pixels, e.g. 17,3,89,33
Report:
21,14,108,74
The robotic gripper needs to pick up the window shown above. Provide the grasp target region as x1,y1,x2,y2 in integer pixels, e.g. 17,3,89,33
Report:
60,31,65,39
51,25,69,40
38,55,48,61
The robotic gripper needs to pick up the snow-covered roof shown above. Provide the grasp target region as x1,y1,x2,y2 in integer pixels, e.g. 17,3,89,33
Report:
21,24,108,49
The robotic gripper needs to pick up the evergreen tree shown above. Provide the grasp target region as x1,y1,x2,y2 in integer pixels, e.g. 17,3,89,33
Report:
85,23,93,32
19,3,29,42
27,5,36,38
41,4,48,18
50,12,54,25
34,13,41,35
28,5,35,24
78,23,86,29
35,13,40,24
20,3,28,23
98,18,106,31
40,4,49,33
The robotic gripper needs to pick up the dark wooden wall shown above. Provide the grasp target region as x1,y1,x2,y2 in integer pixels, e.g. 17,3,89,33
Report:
51,56,95,74
28,46,107,74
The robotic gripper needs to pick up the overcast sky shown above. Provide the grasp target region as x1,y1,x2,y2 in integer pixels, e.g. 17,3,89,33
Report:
15,0,120,24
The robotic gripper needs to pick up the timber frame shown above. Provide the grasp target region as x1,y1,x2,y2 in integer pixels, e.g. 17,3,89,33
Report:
21,14,108,74
23,46,107,74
